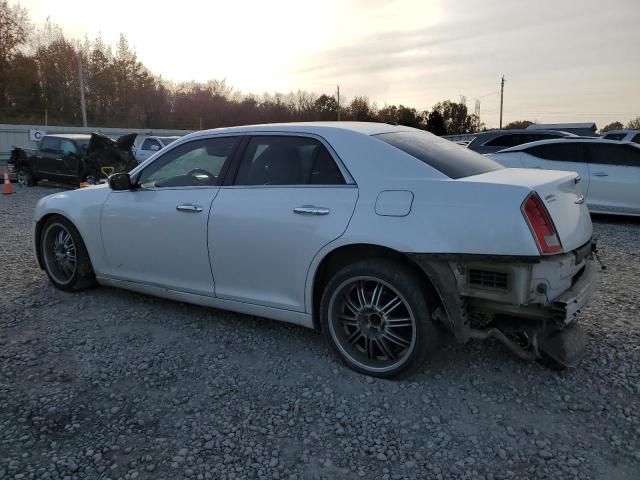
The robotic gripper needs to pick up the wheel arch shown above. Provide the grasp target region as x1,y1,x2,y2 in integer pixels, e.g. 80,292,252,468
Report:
34,213,94,271
309,243,445,332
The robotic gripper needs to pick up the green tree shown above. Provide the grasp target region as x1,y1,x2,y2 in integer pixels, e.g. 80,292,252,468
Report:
377,105,398,124
396,105,423,128
425,110,447,136
348,96,375,121
431,101,474,134
0,1,31,114
313,94,338,120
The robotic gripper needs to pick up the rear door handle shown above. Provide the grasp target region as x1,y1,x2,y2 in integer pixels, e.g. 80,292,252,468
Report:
293,205,330,216
176,204,203,213
592,172,608,177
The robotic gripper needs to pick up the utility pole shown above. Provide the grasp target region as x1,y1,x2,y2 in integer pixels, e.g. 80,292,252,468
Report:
499,75,505,129
474,99,481,131
77,53,88,127
336,84,340,121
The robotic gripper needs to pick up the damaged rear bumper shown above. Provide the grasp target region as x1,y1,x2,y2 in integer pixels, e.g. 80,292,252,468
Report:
409,240,598,366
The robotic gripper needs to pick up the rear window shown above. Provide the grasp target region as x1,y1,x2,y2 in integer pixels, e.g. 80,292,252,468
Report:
374,130,503,179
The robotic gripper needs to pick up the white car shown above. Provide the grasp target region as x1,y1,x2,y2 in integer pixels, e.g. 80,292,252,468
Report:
488,138,640,216
33,122,597,377
133,136,180,163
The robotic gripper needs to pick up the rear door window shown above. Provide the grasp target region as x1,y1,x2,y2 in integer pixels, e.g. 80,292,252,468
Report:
375,130,503,179
584,143,640,167
524,143,584,162
631,133,640,144
234,136,345,186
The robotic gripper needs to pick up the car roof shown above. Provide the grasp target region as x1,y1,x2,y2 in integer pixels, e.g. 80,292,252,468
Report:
188,121,410,138
497,137,640,152
45,134,92,140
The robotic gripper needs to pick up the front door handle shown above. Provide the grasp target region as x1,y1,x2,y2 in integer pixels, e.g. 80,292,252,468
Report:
592,172,608,177
293,205,330,216
176,204,203,213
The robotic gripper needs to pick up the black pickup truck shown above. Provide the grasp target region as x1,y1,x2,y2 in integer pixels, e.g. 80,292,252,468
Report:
8,132,137,187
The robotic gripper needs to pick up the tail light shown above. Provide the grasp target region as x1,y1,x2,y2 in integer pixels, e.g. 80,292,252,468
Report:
522,193,562,255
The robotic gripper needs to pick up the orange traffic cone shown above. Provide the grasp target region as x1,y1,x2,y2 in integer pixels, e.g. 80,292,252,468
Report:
2,167,14,195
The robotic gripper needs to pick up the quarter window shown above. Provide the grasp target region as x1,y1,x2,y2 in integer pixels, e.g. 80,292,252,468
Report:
525,143,584,162
139,137,238,188
234,136,345,186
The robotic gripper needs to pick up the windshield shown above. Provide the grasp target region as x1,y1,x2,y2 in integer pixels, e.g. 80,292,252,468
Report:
375,130,503,179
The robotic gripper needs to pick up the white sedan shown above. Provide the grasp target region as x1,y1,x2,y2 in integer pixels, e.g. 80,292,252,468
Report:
33,123,597,377
488,138,640,216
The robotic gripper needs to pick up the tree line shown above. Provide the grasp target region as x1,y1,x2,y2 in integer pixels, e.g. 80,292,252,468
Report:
0,1,483,135
2,2,637,135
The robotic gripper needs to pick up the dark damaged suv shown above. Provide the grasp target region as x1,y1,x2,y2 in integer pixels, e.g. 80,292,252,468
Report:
9,133,137,187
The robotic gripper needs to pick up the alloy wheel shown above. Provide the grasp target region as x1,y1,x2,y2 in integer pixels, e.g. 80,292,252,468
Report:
42,223,77,285
328,276,417,373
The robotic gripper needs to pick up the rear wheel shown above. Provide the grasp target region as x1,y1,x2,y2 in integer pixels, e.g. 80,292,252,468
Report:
320,259,439,378
17,169,35,186
41,216,96,291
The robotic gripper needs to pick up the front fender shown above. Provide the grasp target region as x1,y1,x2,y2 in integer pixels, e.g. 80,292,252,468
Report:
33,186,112,275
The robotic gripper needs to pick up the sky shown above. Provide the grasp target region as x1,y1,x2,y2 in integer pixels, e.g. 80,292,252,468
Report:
17,0,640,128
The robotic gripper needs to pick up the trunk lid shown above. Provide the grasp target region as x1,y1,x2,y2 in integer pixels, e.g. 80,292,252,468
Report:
461,168,592,253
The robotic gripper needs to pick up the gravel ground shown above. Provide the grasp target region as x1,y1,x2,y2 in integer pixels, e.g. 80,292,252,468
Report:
1,185,639,480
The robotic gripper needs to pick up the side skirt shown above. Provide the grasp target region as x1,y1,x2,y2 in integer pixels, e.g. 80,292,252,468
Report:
95,276,314,329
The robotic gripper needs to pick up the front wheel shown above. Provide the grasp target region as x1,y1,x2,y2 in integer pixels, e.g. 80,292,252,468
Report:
17,169,35,186
41,216,96,291
320,259,439,378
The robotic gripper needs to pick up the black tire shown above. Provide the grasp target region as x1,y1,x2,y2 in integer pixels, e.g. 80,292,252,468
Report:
40,216,96,292
319,259,439,378
17,168,36,187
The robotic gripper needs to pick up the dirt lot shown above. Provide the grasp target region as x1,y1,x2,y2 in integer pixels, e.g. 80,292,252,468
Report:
1,185,639,480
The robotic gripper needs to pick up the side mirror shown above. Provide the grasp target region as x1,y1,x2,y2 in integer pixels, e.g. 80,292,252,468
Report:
108,172,132,191
150,144,160,151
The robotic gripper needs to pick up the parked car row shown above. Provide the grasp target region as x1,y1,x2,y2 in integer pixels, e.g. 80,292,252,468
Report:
453,128,640,217
488,138,640,216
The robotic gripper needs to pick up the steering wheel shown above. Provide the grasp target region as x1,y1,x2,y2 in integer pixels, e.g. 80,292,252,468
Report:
187,168,216,184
